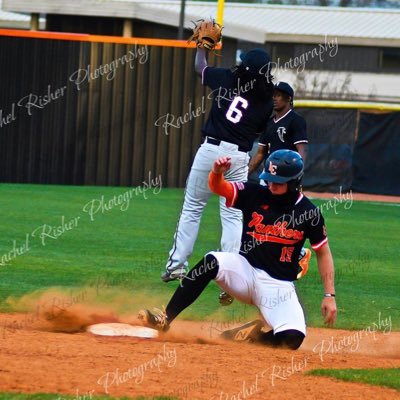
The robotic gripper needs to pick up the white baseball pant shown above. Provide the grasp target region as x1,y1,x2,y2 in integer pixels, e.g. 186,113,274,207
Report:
166,139,249,272
211,251,307,335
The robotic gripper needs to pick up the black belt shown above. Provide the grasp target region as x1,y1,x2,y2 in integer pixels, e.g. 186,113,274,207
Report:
205,136,248,153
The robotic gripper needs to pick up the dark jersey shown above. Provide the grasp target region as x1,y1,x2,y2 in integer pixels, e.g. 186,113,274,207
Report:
259,109,307,156
231,182,327,281
202,67,273,152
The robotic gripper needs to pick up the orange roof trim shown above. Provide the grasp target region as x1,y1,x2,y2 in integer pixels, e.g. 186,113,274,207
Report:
0,28,222,48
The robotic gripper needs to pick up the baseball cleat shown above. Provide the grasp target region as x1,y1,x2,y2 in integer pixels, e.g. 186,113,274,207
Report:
219,291,234,306
137,307,170,332
297,247,312,279
161,267,187,282
221,319,264,343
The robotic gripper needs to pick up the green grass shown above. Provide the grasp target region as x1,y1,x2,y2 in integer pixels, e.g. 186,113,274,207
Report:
296,197,400,330
0,183,399,330
308,368,400,391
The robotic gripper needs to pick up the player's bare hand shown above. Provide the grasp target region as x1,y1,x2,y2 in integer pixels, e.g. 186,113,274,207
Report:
321,297,337,326
212,156,232,174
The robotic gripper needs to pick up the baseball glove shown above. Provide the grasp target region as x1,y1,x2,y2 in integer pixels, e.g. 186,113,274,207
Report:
188,18,223,50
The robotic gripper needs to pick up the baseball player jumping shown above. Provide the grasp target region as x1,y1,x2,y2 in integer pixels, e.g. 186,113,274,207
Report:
162,47,275,305
248,82,308,177
140,150,337,349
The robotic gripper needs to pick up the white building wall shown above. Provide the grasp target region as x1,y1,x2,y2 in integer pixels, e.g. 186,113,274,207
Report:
275,69,400,102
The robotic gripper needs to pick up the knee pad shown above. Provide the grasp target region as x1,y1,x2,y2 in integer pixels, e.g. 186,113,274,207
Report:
275,329,305,350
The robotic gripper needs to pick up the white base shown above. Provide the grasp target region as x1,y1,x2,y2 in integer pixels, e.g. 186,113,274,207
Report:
86,323,158,338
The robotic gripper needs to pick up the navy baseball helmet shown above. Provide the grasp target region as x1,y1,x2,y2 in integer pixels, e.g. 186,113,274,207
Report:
240,48,271,74
274,82,294,98
259,150,304,183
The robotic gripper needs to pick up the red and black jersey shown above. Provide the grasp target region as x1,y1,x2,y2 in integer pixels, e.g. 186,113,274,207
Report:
231,182,327,281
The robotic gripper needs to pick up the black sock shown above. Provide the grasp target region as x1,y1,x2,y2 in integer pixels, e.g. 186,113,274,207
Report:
259,329,305,350
165,254,218,322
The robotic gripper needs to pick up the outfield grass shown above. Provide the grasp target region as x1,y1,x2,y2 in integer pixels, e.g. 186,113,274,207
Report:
308,368,400,391
0,183,399,330
297,196,399,330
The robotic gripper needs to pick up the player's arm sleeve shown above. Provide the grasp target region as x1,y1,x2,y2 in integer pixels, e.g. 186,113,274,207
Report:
306,208,328,251
195,48,208,76
208,170,238,207
292,115,308,145
258,128,269,147
202,67,229,89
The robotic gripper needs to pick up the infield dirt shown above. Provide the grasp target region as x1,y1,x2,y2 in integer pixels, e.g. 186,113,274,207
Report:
0,309,399,400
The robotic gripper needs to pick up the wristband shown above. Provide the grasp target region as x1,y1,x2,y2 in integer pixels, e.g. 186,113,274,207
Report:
324,293,336,298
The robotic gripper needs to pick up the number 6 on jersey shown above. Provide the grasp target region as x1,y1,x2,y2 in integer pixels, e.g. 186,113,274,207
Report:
226,96,249,123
